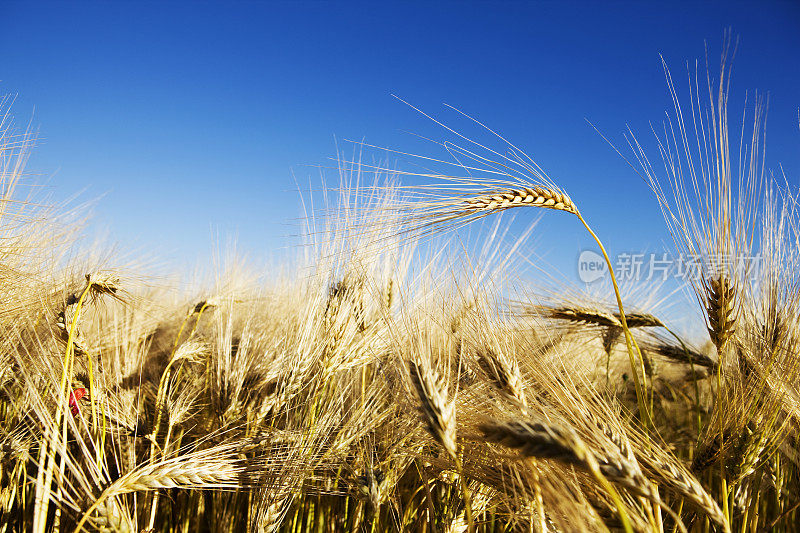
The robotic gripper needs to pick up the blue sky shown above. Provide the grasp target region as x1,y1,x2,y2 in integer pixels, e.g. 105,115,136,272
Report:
1,1,799,282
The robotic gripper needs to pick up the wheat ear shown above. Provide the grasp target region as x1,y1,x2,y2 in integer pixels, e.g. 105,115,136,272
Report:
463,187,577,214
398,180,653,425
408,360,457,460
648,342,716,369
475,348,527,411
479,419,635,533
642,454,730,533
532,306,622,328
407,359,474,531
705,274,737,354
75,453,241,532
704,273,738,524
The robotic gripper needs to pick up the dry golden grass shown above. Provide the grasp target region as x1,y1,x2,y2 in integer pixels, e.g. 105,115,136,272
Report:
2,43,799,533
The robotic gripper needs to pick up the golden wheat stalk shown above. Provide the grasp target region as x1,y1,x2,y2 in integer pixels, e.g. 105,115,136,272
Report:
479,418,637,533
705,274,738,354
474,348,527,410
407,356,475,531
388,193,653,426
463,187,577,214
75,449,244,531
408,360,457,460
641,453,730,532
352,123,655,426
531,305,622,328
647,341,717,369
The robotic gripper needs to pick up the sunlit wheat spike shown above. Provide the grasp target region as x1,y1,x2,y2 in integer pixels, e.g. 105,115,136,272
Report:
426,185,574,234
645,455,730,532
106,459,240,495
482,419,646,496
351,144,582,239
704,274,737,352
170,340,208,365
408,360,458,460
583,411,638,466
85,272,121,299
463,187,577,214
383,278,394,310
479,419,587,465
531,305,622,328
475,349,527,409
732,423,768,484
0,427,31,463
88,500,133,533
530,305,666,331
75,449,246,531
623,312,665,328
255,495,293,533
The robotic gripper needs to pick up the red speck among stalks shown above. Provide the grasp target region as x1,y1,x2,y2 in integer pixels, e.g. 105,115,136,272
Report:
69,388,87,416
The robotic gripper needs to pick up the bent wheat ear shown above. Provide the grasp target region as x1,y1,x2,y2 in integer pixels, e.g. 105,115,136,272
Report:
648,342,717,369
106,460,239,494
529,305,665,331
642,454,730,532
84,272,123,302
75,449,244,532
623,313,665,328
479,419,585,464
531,305,622,329
480,418,637,533
481,418,650,498
463,187,577,214
384,183,578,239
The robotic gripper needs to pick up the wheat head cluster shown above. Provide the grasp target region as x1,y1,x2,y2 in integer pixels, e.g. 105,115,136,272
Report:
1,50,799,533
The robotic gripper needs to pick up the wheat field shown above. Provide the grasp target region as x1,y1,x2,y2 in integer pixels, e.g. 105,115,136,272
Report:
1,49,799,533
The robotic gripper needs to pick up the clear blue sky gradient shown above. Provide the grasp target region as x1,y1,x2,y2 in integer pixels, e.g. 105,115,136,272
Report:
2,1,799,279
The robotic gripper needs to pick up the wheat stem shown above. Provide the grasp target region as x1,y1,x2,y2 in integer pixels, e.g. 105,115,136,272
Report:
576,213,652,428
